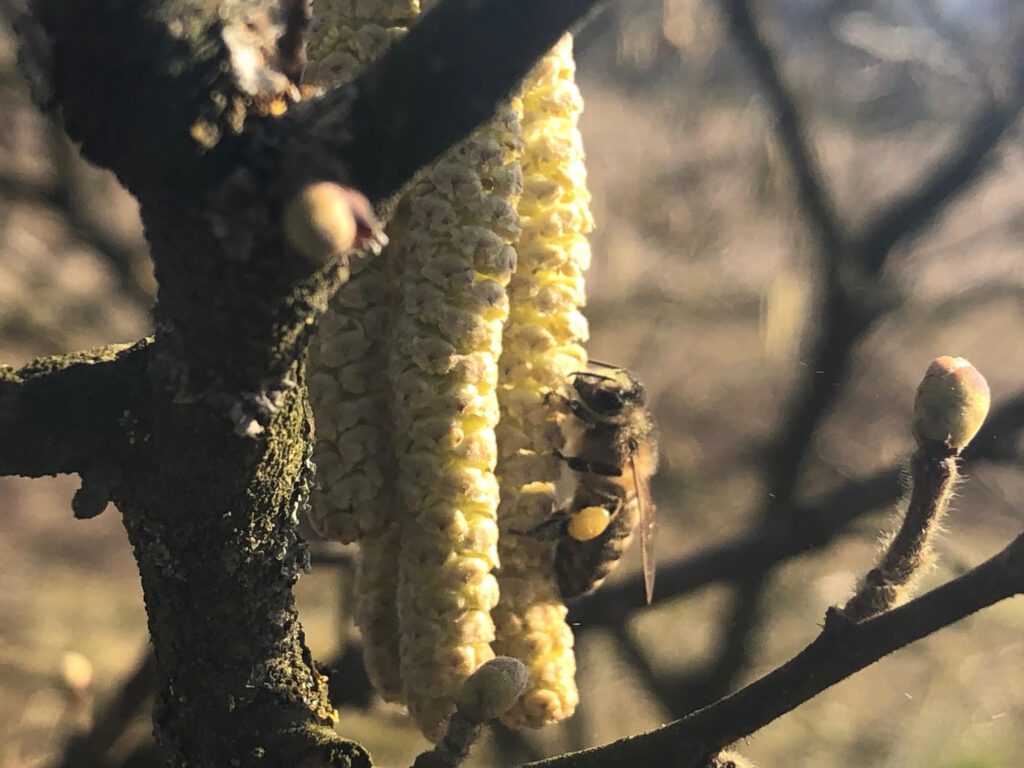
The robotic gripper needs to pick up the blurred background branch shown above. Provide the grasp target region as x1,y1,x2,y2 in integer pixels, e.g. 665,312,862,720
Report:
674,0,1024,716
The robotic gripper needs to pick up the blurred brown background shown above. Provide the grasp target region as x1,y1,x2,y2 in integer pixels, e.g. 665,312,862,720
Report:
2,1,1023,766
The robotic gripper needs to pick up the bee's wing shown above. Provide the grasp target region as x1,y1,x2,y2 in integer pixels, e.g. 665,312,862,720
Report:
629,452,656,604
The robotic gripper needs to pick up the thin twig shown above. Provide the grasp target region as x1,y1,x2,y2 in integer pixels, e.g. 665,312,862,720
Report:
857,96,1024,275
53,650,158,768
841,447,957,620
522,531,1024,768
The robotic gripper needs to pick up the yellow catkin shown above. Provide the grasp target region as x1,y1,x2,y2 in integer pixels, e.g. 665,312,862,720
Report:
305,0,418,703
353,522,404,699
492,36,592,729
390,99,524,740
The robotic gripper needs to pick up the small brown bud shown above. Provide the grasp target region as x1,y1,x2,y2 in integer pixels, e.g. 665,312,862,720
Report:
455,656,528,724
283,181,381,266
913,356,990,452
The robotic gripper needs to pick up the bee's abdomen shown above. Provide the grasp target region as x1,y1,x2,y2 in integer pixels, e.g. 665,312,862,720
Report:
556,498,639,598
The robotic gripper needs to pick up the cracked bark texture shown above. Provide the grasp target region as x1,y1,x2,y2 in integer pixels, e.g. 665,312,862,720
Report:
4,0,605,765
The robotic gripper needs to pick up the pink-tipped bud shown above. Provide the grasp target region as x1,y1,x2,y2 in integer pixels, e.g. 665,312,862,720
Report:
283,181,383,266
913,356,991,453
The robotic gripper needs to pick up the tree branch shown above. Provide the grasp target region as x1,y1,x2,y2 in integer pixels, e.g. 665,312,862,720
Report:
718,0,849,265
24,0,614,764
693,0,1023,709
857,95,1024,274
524,531,1024,768
290,0,607,204
0,341,150,479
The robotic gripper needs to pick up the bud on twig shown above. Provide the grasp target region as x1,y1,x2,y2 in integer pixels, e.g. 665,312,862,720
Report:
283,181,382,266
913,356,991,454
412,657,529,768
456,656,529,724
842,356,990,621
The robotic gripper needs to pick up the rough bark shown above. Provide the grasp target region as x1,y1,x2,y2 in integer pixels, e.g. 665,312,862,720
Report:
6,0,606,764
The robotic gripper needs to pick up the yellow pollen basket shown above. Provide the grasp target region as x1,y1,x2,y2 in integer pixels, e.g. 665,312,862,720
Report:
567,506,612,542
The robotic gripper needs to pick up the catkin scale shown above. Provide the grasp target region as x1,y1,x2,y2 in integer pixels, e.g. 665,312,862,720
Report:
492,36,592,729
391,100,524,740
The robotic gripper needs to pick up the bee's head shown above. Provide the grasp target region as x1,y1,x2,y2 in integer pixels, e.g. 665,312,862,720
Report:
570,368,645,416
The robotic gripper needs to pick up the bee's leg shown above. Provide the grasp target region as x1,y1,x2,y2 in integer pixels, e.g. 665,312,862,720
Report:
589,490,623,520
513,511,568,539
545,391,600,426
554,452,624,477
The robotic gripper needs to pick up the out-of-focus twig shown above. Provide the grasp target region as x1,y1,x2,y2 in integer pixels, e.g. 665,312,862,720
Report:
609,625,688,716
53,651,157,768
47,128,156,307
857,95,1024,275
690,0,1024,711
701,0,874,712
719,0,850,267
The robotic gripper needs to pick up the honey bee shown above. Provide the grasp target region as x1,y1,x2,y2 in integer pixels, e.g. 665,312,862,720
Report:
543,364,659,603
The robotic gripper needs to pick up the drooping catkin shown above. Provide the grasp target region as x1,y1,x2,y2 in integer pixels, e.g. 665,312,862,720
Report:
390,102,524,740
305,0,416,703
353,522,404,700
305,0,419,88
492,36,592,729
306,0,413,544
